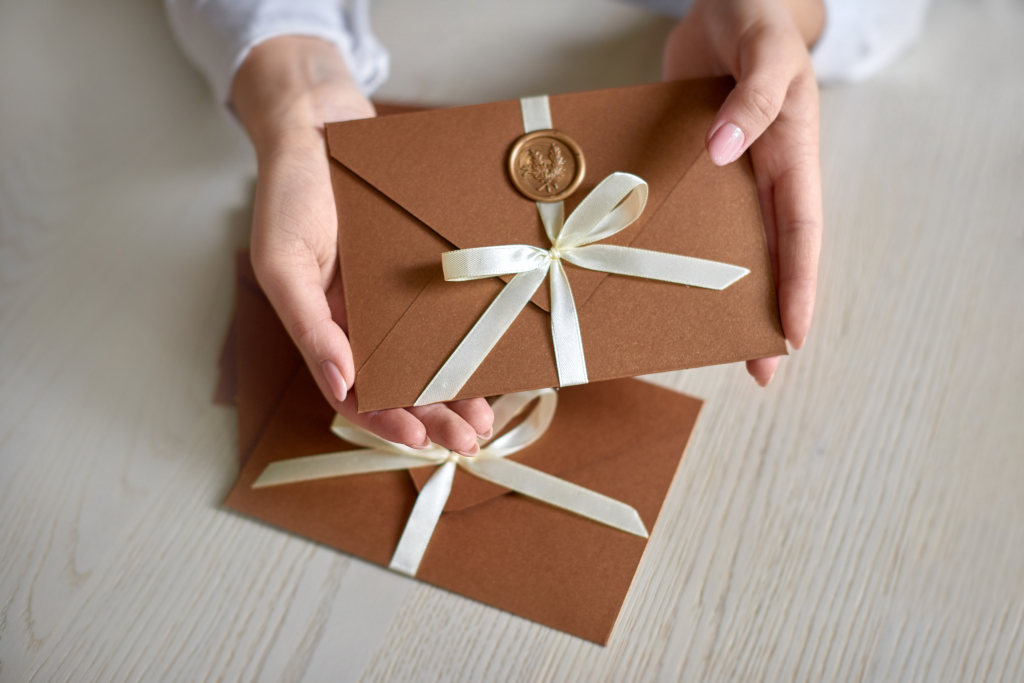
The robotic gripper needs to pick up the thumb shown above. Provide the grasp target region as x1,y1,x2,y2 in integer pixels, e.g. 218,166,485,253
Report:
706,23,806,166
254,253,355,408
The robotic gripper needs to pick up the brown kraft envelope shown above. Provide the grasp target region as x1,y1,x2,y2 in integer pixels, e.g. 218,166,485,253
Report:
221,254,704,645
326,76,787,413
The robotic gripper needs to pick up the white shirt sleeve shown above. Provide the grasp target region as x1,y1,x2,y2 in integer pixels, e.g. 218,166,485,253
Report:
164,0,389,112
812,0,932,84
620,0,932,84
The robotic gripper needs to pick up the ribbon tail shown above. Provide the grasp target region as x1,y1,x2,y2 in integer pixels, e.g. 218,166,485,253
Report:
548,259,588,386
564,244,749,289
464,458,649,538
253,449,431,488
415,266,549,406
389,460,457,576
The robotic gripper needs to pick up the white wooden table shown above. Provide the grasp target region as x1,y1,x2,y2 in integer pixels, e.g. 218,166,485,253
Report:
1,0,1022,680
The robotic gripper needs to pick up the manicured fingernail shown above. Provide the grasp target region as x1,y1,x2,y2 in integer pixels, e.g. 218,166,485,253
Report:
708,123,745,166
477,428,493,440
455,443,480,458
411,436,432,450
756,372,775,388
321,360,348,402
791,336,806,350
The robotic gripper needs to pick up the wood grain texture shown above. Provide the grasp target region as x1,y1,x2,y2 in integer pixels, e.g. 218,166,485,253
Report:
1,0,1022,681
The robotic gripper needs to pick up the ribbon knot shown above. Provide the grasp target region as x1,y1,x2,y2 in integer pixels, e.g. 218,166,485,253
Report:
252,389,649,577
416,171,751,407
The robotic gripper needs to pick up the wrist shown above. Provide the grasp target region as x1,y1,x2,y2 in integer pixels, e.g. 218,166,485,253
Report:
781,0,826,48
230,36,375,156
692,0,825,50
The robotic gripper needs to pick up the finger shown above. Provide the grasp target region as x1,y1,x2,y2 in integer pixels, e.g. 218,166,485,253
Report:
773,168,821,349
406,403,481,457
445,397,495,439
253,251,355,406
747,356,781,387
338,399,431,449
756,168,780,287
762,77,822,350
706,22,807,166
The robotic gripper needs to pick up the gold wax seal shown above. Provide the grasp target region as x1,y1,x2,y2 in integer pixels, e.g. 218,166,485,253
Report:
508,129,585,202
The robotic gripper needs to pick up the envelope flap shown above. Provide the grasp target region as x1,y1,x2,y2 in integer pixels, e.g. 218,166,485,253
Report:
407,378,702,511
327,77,733,312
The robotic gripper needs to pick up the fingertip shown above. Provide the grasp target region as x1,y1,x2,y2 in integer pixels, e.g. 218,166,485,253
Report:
747,356,780,387
781,307,813,351
446,397,494,439
450,431,480,457
408,429,430,450
320,359,348,403
708,122,745,166
408,403,481,455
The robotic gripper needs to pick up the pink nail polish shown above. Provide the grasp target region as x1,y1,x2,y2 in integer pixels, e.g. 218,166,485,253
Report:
477,427,493,440
321,360,348,402
456,443,480,458
708,123,745,166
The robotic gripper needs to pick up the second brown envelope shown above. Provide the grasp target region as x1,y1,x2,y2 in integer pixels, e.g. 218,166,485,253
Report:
221,254,704,645
327,77,787,413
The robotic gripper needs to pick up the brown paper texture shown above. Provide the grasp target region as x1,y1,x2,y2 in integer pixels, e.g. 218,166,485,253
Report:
220,256,704,644
326,77,787,413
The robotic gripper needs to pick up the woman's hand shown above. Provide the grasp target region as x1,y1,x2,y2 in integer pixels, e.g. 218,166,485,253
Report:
664,0,825,386
231,36,493,454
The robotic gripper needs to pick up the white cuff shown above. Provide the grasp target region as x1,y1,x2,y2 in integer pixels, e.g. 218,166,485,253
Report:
619,0,932,85
811,0,932,84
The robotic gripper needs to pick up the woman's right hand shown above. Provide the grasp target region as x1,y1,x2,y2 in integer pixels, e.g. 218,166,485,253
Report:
231,36,494,455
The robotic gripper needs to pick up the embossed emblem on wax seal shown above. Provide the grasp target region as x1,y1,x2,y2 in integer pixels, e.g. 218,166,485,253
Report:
508,129,586,202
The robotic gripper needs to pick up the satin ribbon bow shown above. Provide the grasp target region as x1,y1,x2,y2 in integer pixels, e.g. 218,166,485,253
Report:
252,389,649,577
415,172,751,406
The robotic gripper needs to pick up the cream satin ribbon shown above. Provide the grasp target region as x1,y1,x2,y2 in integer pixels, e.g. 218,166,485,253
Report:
414,96,750,406
252,388,648,577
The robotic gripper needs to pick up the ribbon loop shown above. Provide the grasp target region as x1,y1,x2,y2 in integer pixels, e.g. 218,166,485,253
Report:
557,172,648,249
483,389,558,455
442,245,550,281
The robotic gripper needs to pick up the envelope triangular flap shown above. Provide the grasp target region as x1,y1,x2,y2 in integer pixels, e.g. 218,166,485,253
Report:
326,78,731,312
